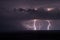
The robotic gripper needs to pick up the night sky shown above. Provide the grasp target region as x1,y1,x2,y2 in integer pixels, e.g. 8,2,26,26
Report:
0,0,60,32
0,0,60,9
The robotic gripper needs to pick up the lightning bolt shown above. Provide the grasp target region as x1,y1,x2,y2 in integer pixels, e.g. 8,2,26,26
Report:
33,19,37,30
22,19,52,30
46,20,51,30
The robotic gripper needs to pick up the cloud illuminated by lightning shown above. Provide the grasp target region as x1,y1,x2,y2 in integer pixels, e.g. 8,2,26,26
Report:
46,8,54,11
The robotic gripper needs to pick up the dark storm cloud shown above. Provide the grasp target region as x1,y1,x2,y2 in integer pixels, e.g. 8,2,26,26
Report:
0,0,60,9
